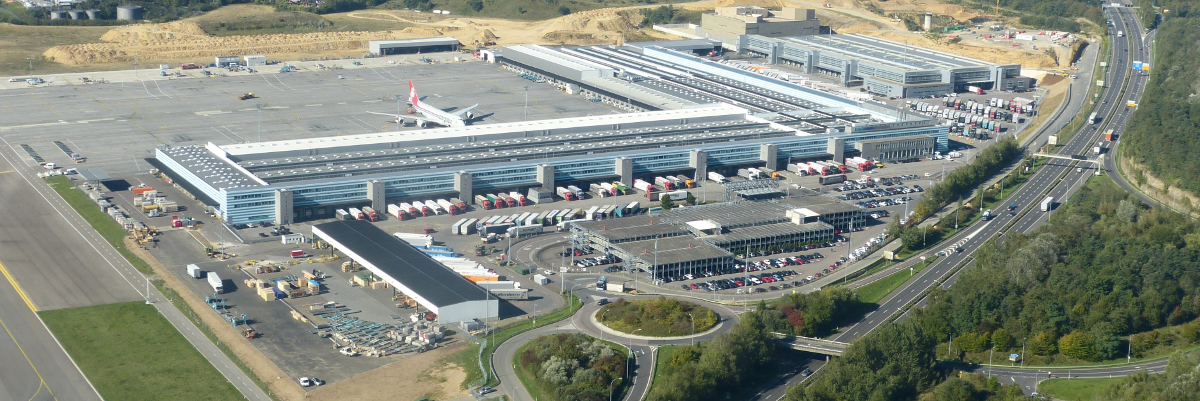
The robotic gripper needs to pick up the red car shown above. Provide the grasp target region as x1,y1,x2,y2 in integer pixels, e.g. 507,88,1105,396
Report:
690,283,700,290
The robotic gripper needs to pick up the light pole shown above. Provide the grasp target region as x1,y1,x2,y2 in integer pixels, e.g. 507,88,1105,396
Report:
601,309,611,341
256,104,263,142
688,313,695,346
627,328,642,379
523,86,529,121
609,378,620,401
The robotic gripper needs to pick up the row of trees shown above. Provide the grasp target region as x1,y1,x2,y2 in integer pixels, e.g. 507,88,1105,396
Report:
517,333,626,401
647,310,777,401
913,179,1200,362
958,0,1103,31
908,136,1022,223
1121,1,1200,198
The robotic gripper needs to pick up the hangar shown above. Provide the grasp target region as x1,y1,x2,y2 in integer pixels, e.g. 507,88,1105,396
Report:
369,37,460,56
312,220,497,323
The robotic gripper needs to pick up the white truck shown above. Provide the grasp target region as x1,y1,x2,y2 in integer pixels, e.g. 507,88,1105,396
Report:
1040,196,1054,212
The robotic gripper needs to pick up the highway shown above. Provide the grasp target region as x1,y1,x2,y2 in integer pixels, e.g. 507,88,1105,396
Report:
746,5,1155,400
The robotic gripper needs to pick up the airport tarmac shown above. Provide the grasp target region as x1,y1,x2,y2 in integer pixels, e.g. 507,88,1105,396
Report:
0,57,621,179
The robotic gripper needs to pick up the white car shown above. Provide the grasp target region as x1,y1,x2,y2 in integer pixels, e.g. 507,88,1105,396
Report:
339,347,358,356
299,377,313,387
543,270,555,275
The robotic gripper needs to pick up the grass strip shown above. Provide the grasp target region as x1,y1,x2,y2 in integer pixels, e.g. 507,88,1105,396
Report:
855,257,936,304
45,175,153,274
1037,377,1120,401
40,302,242,401
44,176,279,400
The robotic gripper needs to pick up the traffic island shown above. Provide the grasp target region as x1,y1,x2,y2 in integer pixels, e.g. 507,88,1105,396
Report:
595,297,718,338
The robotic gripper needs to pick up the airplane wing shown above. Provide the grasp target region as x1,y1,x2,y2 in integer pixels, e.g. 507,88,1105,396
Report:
367,111,402,118
451,104,479,117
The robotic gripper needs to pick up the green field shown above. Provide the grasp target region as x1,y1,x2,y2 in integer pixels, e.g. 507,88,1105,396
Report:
855,257,935,304
40,302,242,401
1038,377,1120,401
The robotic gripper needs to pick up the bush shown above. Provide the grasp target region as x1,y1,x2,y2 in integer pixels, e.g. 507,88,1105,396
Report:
517,333,626,401
599,297,717,337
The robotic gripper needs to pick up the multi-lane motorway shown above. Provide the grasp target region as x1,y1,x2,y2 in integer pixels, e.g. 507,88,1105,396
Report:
747,5,1157,400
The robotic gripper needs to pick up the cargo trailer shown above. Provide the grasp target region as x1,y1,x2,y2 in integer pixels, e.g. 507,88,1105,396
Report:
208,272,223,294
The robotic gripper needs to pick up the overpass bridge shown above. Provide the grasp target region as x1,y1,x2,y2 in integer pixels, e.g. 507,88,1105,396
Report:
772,333,848,356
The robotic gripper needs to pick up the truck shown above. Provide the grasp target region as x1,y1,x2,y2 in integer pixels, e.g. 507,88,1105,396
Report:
1118,30,1124,37
336,209,351,220
556,187,577,201
451,198,469,212
400,203,419,217
596,276,608,290
1040,196,1054,212
565,186,583,200
208,272,223,294
707,172,726,183
968,85,984,95
981,210,993,221
507,225,542,238
663,190,688,201
348,207,365,220
475,195,495,210
509,192,530,206
361,206,380,222
590,183,611,197
496,193,516,208
818,175,846,185
481,223,515,237
611,182,630,195
600,182,617,196
675,175,696,188
1093,145,1102,156
387,204,410,220
187,264,202,279
437,199,459,215
486,194,505,209
633,179,653,193
655,176,676,191
418,201,435,216
181,63,199,70
1104,129,1115,141
290,249,307,258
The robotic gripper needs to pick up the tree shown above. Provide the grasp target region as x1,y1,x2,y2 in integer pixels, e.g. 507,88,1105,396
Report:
661,195,676,210
1091,323,1121,361
467,0,483,12
685,191,697,206
1059,331,1097,360
558,5,571,15
992,328,1012,352
933,378,975,401
1029,330,1058,356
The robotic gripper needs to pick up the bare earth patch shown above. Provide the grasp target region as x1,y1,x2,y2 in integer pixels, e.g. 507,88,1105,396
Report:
306,342,469,401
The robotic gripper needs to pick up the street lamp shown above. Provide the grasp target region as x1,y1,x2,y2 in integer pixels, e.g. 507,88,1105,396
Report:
601,309,611,341
688,313,695,346
523,86,529,122
627,328,643,379
609,377,620,401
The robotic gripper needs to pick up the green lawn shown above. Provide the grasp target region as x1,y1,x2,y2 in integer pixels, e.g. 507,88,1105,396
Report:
45,176,152,274
1038,377,1120,401
40,302,242,401
650,345,682,392
855,257,936,304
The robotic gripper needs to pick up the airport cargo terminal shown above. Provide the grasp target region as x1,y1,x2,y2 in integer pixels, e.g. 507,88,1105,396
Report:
156,44,948,225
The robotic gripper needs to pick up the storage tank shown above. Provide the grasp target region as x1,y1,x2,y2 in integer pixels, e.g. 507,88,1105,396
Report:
86,9,100,19
50,10,66,19
116,5,143,20
68,10,85,19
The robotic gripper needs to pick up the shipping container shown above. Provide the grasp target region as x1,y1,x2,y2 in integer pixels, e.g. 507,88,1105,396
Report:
818,175,846,185
460,219,478,235
481,223,514,236
507,225,543,238
451,218,467,235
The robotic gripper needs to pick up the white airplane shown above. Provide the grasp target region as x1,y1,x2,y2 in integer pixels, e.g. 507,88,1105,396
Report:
369,80,478,128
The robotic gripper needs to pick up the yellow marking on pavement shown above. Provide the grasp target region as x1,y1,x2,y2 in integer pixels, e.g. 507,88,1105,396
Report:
0,170,13,174
0,260,37,313
0,308,57,401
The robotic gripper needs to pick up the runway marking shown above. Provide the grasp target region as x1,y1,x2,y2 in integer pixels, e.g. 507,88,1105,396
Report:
0,260,37,312
305,104,322,107
0,310,56,401
195,110,230,116
74,117,115,124
0,170,13,174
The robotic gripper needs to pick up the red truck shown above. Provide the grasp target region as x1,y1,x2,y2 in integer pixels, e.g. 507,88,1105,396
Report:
181,63,199,70
290,250,306,258
451,198,469,212
474,195,495,210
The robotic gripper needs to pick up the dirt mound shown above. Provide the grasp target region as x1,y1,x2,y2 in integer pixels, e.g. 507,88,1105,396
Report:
714,0,784,7
474,29,498,43
400,27,443,36
99,21,209,42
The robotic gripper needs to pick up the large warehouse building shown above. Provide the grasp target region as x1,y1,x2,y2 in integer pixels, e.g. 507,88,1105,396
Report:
739,33,1035,98
312,220,497,323
156,44,946,225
